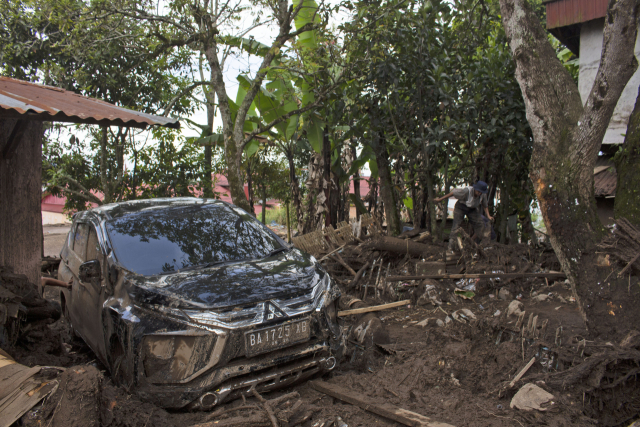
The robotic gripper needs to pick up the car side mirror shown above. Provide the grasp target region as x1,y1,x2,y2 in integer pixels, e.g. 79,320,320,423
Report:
79,260,101,283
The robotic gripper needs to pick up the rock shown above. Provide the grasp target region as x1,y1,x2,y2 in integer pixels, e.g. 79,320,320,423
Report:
436,319,445,327
507,300,524,317
417,317,435,327
498,288,511,300
532,294,549,303
510,383,555,411
443,398,459,410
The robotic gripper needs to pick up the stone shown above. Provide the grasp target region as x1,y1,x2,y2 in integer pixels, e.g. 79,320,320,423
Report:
498,288,511,300
507,300,524,317
511,383,554,411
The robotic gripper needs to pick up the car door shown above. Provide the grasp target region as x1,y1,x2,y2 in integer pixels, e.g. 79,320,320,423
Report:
65,222,88,334
78,225,107,358
66,223,106,356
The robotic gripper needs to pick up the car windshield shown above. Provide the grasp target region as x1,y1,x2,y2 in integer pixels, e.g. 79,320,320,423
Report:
105,203,283,276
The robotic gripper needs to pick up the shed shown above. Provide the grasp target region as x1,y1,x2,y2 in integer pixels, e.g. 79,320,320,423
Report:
0,77,179,288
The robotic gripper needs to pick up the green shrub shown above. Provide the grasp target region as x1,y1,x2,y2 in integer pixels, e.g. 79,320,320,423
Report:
263,205,297,229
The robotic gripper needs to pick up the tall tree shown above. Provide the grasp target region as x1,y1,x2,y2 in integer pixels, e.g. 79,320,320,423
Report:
499,0,639,325
614,88,640,226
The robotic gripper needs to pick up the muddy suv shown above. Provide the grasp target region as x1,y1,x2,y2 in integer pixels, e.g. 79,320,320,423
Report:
57,198,344,409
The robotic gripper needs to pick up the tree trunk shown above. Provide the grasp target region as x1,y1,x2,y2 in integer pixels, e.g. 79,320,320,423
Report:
322,129,332,227
614,86,640,227
247,160,255,214
352,144,361,220
0,119,43,288
373,133,401,236
205,45,252,213
499,0,639,327
286,148,304,232
100,126,111,204
261,186,267,224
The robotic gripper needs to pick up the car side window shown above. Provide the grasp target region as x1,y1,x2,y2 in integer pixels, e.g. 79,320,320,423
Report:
73,223,90,261
86,227,102,262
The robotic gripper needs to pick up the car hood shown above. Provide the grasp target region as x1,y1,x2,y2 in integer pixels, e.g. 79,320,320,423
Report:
126,250,324,309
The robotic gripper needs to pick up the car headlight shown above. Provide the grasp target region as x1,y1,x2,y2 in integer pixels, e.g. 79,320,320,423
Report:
142,333,220,384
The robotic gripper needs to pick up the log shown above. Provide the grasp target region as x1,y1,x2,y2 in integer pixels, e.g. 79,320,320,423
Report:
337,300,411,317
385,272,566,282
309,381,455,427
360,236,436,257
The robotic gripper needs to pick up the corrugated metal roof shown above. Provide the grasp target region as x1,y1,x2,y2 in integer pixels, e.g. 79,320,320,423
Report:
0,77,179,129
545,0,608,30
594,157,616,197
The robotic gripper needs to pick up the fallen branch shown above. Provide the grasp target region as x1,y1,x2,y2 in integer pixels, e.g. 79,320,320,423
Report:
317,244,347,262
310,380,455,427
337,300,411,317
618,252,640,277
351,261,371,289
251,389,279,427
385,272,566,282
331,252,357,276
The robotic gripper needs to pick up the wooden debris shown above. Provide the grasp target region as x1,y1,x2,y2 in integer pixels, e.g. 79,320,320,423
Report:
310,380,455,427
251,388,279,427
361,236,435,257
619,252,640,277
351,261,371,289
509,357,536,388
416,262,446,276
0,353,59,427
331,252,357,276
337,300,411,317
317,244,347,262
385,272,566,282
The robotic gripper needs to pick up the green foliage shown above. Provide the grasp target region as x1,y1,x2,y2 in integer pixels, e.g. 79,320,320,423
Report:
264,205,298,228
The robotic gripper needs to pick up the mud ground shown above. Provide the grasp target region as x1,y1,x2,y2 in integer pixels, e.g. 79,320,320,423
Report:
14,233,640,426
14,275,637,427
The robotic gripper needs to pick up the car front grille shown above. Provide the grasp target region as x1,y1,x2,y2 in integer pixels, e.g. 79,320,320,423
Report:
181,277,328,329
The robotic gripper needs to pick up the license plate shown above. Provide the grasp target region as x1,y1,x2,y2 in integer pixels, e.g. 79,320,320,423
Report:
245,319,310,357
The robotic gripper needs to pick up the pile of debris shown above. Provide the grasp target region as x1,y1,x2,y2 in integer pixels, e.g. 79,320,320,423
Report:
297,223,565,310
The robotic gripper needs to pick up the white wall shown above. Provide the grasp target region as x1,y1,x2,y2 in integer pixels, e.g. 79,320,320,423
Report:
42,211,71,225
579,19,640,145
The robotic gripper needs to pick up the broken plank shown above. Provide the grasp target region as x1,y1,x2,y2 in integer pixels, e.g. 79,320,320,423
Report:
338,300,411,317
385,272,566,282
310,380,455,427
509,357,536,388
0,377,58,427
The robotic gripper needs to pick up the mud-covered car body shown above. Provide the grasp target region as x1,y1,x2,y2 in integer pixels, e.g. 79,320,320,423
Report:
57,198,344,409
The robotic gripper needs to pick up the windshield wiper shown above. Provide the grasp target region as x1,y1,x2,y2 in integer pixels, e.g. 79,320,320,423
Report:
169,260,232,274
265,246,291,258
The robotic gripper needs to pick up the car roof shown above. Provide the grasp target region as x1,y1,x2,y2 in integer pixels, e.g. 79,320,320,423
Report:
73,198,232,222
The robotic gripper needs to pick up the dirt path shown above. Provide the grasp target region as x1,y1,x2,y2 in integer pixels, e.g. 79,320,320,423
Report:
43,224,70,257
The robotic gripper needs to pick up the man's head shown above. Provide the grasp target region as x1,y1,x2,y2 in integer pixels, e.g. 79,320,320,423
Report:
473,181,488,197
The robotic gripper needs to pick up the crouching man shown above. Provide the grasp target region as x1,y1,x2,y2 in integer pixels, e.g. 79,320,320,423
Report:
434,181,493,253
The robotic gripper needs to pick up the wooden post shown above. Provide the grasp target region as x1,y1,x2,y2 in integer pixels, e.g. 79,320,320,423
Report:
0,119,43,290
285,201,291,243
